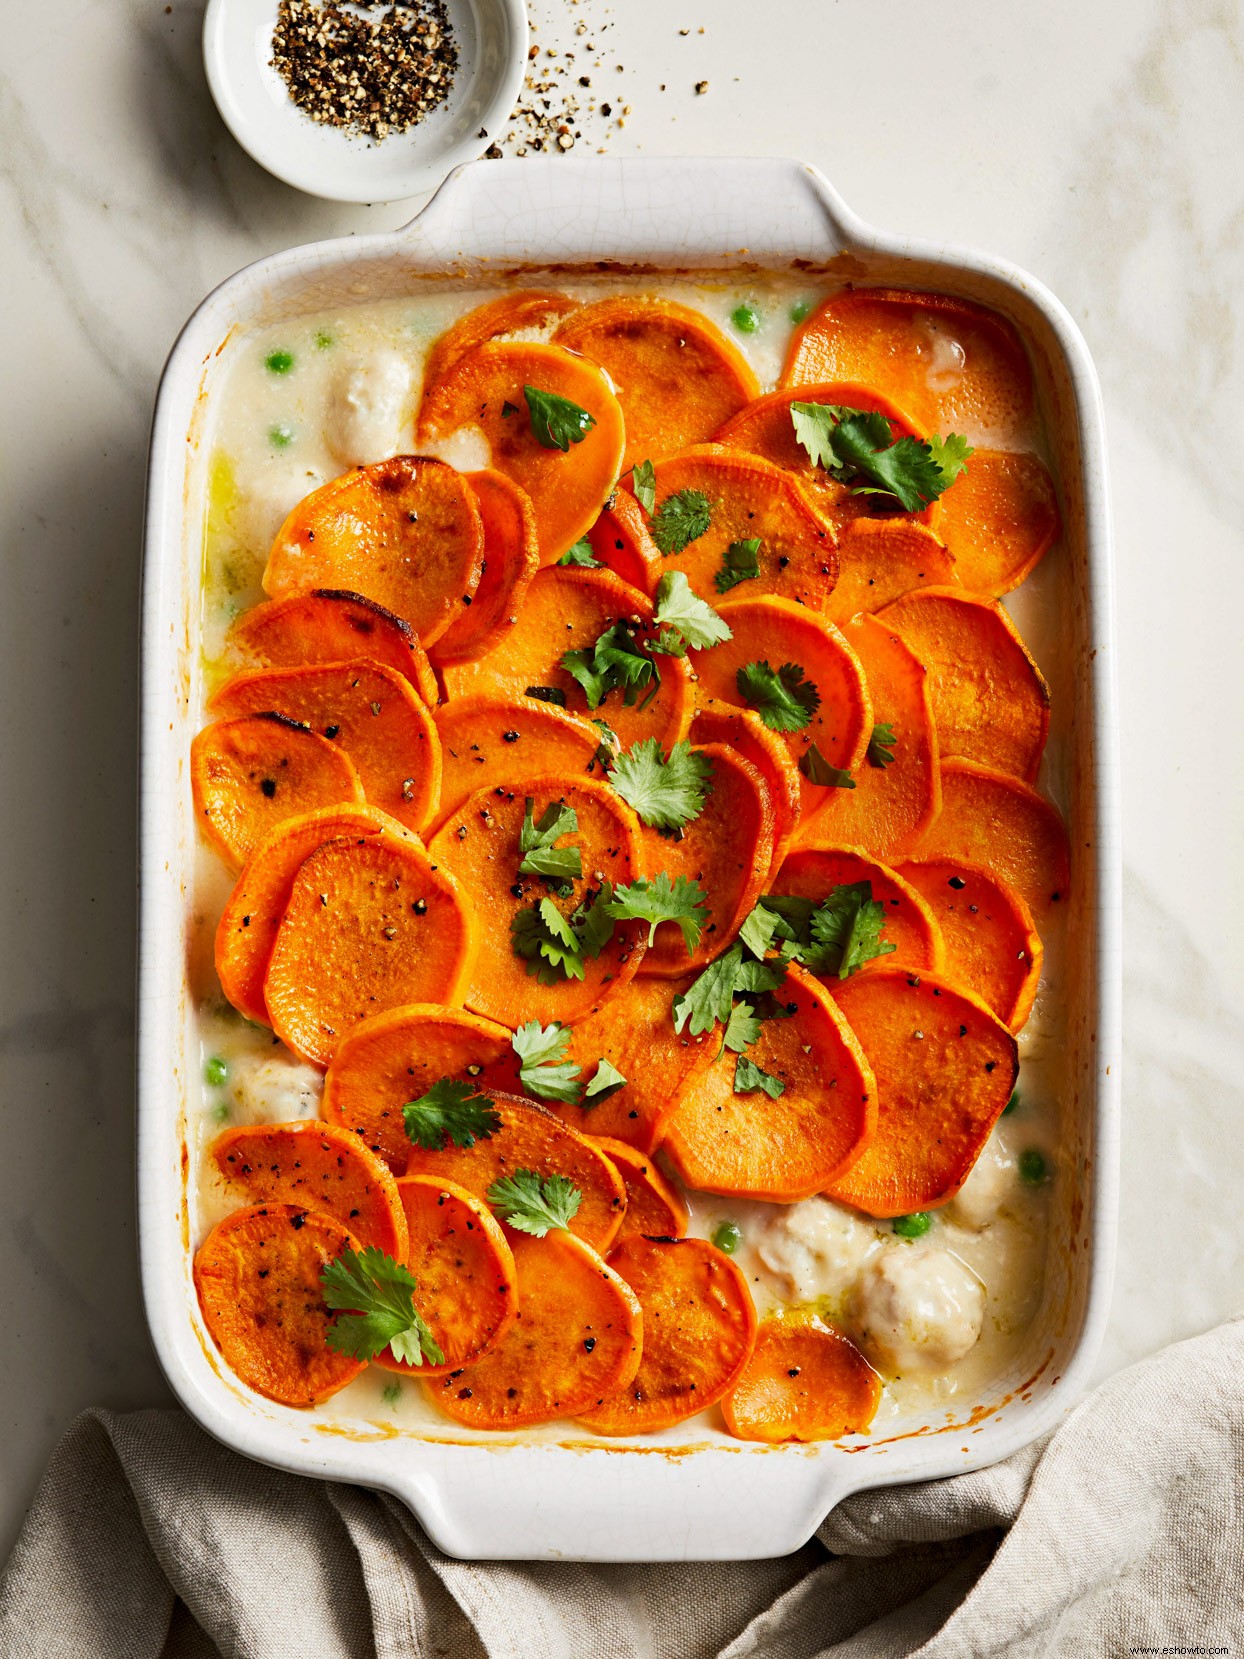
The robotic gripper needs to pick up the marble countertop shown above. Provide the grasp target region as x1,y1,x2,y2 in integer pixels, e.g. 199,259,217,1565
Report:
2,0,1242,1563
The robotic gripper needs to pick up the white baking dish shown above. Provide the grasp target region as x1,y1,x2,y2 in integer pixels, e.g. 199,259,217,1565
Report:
139,157,1120,1562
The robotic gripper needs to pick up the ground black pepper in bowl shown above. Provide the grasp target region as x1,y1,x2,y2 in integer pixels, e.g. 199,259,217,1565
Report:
271,0,459,141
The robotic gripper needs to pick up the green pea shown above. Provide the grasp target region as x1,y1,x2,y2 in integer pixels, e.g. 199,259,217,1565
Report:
264,349,294,374
381,1381,402,1405
1002,1089,1020,1115
713,1220,742,1255
314,329,335,350
204,1056,229,1087
892,1212,931,1239
730,303,761,334
789,299,812,324
269,423,295,449
1018,1148,1049,1185
212,1102,231,1124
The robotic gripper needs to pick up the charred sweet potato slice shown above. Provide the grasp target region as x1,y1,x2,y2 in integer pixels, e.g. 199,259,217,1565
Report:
585,488,662,596
428,1230,642,1430
770,844,944,980
193,1203,365,1407
429,470,541,667
594,1140,689,1243
934,448,1061,595
823,519,959,628
373,1176,518,1378
431,693,602,828
191,713,365,869
880,587,1050,781
663,962,877,1202
420,289,579,393
781,287,1034,438
401,1091,627,1252
825,966,1018,1217
321,1003,524,1173
262,456,484,648
228,589,439,706
908,758,1071,915
690,700,803,879
577,1236,757,1435
440,566,694,754
264,827,477,1067
801,615,940,857
417,341,626,564
209,659,441,835
721,1320,882,1442
554,297,759,469
209,1120,408,1258
893,857,1042,1033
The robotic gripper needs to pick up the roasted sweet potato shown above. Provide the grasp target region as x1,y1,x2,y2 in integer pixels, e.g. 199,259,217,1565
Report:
825,966,1018,1217
431,693,602,827
401,1091,628,1253
420,290,579,394
264,826,477,1067
663,962,877,1201
229,589,439,706
428,774,647,1027
908,757,1071,915
262,456,485,648
191,714,365,869
934,448,1061,595
554,297,759,468
416,341,626,563
880,587,1050,781
721,1319,881,1442
577,1236,757,1434
893,857,1042,1033
427,1230,642,1429
441,566,694,754
689,700,803,879
770,844,945,980
429,470,541,667
781,287,1034,439
823,519,959,628
373,1175,518,1377
209,659,441,835
193,1203,365,1407
594,1140,689,1242
800,615,940,857
584,488,662,596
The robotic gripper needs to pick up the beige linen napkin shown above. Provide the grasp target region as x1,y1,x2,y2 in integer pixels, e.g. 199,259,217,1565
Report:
2,1317,1241,1658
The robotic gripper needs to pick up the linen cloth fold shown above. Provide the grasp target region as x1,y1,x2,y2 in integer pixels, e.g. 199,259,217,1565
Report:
2,1317,1241,1659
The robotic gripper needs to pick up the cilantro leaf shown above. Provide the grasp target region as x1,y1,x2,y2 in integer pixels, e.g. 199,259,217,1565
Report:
562,620,660,712
799,744,856,787
925,433,973,491
653,570,733,651
738,902,782,959
321,1246,444,1366
867,723,897,768
608,737,714,831
715,537,761,594
569,884,618,959
722,1000,761,1054
736,660,821,732
809,881,897,978
673,944,743,1035
734,956,787,993
734,1056,786,1099
402,1079,501,1151
558,538,600,568
584,1057,627,1105
510,899,587,984
631,459,657,515
651,488,712,555
525,685,566,706
524,384,597,452
588,717,620,771
607,873,710,951
519,797,583,882
511,1021,583,1102
486,1169,582,1237
790,402,973,512
650,625,689,659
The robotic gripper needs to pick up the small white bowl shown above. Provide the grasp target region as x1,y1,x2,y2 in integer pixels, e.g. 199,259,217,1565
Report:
203,0,527,203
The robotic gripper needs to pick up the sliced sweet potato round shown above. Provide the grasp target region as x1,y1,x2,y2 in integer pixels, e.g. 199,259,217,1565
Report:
769,844,944,980
908,758,1071,915
690,700,803,878
264,827,477,1068
209,659,441,835
585,488,662,596
893,857,1042,1033
825,966,1018,1217
417,341,626,563
441,566,694,754
935,448,1061,595
262,456,484,648
209,1120,408,1257
430,470,541,667
421,290,579,394
373,1175,518,1378
554,297,759,469
721,1319,882,1443
594,1140,689,1243
823,519,959,628
663,962,877,1202
635,744,774,977
215,805,400,1025
228,589,439,706
400,1091,628,1252
781,287,1034,439
576,1236,757,1435
321,1003,524,1173
688,595,871,824
193,1203,364,1407
427,775,647,1027
879,587,1050,781
432,693,602,828
191,713,365,869
427,1230,642,1430
800,615,940,857
634,445,837,611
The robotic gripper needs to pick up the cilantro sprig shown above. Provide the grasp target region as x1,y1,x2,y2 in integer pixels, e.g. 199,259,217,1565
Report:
790,402,972,512
607,873,710,951
511,897,589,984
734,1056,785,1098
715,537,761,594
749,883,896,979
867,723,897,768
584,1058,627,1105
524,385,596,452
511,1020,583,1102
607,737,714,831
630,459,657,515
558,538,600,568
402,1079,501,1150
736,660,821,732
518,798,583,883
651,488,712,555
320,1247,444,1367
562,620,660,712
652,570,733,652
486,1169,582,1237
